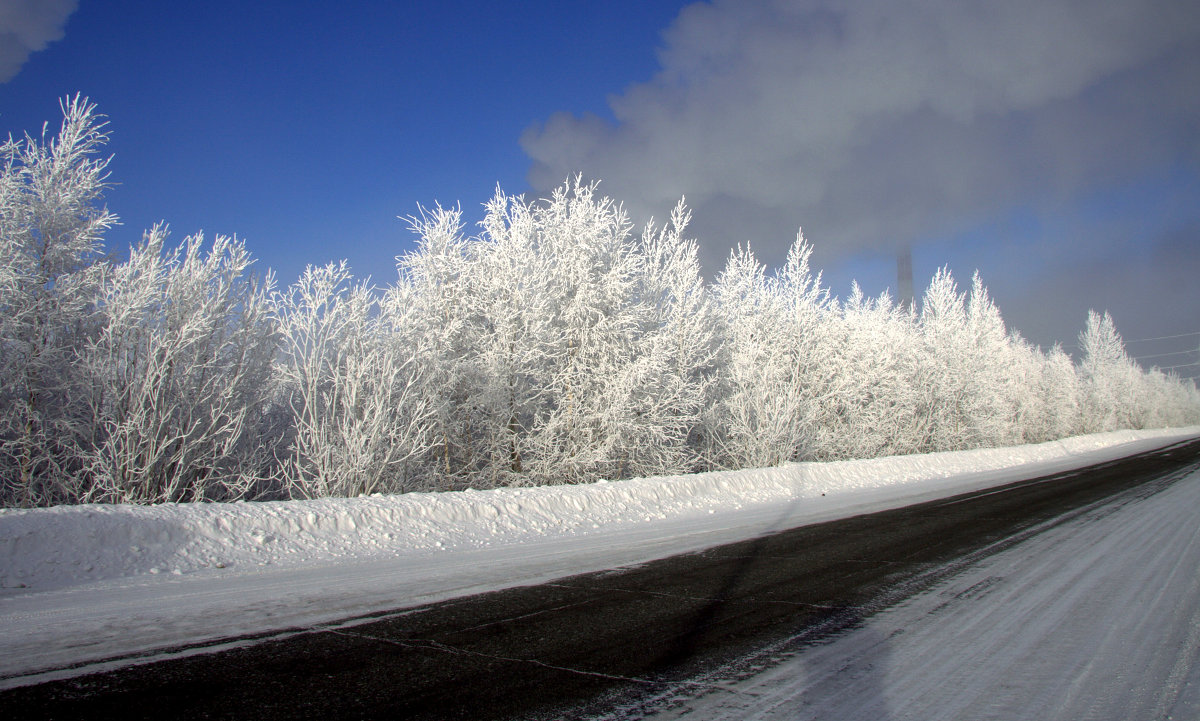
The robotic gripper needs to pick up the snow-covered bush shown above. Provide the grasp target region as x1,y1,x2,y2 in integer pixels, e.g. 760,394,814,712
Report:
77,227,277,503
631,200,722,474
271,263,433,497
400,181,719,487
708,239,832,468
0,96,116,506
1078,310,1140,434
1,101,1197,506
819,284,925,459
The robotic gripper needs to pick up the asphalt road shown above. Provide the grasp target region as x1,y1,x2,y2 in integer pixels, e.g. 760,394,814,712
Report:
4,438,1200,720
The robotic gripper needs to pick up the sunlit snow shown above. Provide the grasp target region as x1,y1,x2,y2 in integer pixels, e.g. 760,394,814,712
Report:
1,427,1195,688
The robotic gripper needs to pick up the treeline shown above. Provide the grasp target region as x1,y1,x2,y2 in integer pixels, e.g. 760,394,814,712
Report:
2,99,1197,507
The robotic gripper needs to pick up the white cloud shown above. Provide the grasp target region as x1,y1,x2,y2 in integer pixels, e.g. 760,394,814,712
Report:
522,0,1200,273
0,0,77,83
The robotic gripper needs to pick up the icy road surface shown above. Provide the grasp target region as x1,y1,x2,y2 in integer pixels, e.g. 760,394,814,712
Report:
638,463,1200,720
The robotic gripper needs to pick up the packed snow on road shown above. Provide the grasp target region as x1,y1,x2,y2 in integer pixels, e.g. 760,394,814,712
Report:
1,427,1197,691
630,442,1200,720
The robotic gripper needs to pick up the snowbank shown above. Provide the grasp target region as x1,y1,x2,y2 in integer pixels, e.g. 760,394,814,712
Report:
3,427,1197,594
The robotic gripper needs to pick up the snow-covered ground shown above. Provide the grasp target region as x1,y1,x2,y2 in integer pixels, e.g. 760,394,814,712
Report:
636,451,1200,720
1,427,1198,689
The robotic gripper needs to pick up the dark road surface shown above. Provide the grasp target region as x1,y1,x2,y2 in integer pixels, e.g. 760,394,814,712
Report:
4,438,1200,720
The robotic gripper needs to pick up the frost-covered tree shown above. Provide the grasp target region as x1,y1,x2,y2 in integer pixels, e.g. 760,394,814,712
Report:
272,263,433,498
914,269,1022,452
517,181,655,482
1004,338,1080,445
0,96,117,506
77,227,277,503
1040,344,1084,439
708,237,834,468
398,204,487,485
915,268,972,451
401,181,719,486
708,244,792,468
822,284,925,459
1160,373,1200,427
1077,311,1139,433
477,181,715,483
628,200,721,475
4,98,1199,506
963,273,1023,448
776,239,843,461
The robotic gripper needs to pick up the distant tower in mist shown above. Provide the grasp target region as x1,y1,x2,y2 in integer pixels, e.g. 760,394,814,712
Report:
897,245,914,311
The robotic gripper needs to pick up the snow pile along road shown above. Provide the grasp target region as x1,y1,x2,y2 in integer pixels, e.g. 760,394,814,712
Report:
2,427,1197,594
1,427,1199,687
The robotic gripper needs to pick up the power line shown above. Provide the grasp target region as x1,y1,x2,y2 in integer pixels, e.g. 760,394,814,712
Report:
1160,361,1200,371
1124,330,1200,343
1063,329,1200,350
1132,347,1198,361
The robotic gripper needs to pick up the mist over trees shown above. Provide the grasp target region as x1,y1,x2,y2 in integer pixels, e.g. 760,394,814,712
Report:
3,99,1198,507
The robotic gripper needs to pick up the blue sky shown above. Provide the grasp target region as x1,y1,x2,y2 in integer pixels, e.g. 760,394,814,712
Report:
0,0,688,282
2,0,1199,373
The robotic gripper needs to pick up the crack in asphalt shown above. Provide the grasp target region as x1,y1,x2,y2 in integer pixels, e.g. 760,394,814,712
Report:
324,627,751,697
544,582,849,611
448,599,597,636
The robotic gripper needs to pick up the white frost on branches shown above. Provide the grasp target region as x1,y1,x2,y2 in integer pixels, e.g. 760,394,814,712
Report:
78,227,277,503
1,101,1197,506
272,263,431,498
0,96,116,505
